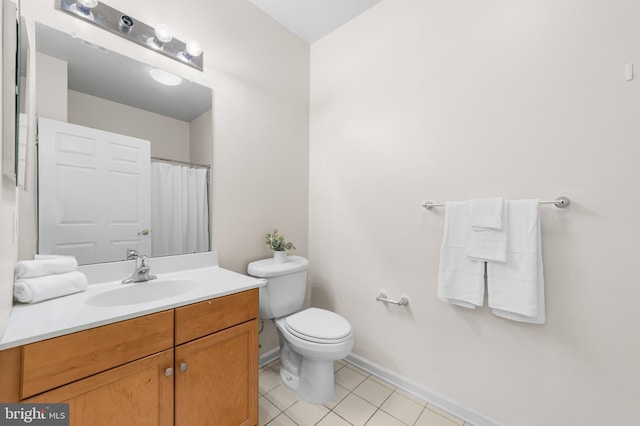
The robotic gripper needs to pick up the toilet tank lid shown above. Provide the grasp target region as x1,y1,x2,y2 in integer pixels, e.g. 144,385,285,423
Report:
247,255,309,278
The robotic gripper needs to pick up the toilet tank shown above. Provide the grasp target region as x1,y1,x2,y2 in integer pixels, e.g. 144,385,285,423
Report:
247,256,309,319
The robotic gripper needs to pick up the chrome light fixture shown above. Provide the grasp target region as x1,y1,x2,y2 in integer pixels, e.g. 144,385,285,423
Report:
56,0,203,71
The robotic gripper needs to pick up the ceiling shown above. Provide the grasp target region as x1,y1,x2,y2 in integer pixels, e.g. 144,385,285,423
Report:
248,0,384,43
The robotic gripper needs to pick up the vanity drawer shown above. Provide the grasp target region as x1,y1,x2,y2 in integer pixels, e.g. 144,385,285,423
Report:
22,310,174,399
175,289,258,345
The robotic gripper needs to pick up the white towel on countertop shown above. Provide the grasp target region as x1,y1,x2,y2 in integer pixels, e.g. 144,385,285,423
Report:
464,199,509,263
14,256,78,279
487,200,545,324
437,201,485,308
14,270,88,304
469,197,505,230
34,254,69,260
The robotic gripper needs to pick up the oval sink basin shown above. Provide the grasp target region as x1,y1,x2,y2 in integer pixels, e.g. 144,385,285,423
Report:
86,280,198,307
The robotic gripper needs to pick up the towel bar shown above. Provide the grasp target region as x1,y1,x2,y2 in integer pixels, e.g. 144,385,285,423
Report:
422,196,570,210
376,292,409,306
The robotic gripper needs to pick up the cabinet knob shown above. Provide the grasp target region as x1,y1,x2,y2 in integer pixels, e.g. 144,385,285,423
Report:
164,367,173,377
179,362,188,372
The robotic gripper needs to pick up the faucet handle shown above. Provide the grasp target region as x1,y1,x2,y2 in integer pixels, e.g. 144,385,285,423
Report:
126,249,138,260
138,255,149,268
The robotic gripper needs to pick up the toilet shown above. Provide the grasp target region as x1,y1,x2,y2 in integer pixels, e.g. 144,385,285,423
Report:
248,256,353,404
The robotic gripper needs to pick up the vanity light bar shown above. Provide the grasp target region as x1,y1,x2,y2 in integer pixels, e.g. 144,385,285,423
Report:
56,0,203,71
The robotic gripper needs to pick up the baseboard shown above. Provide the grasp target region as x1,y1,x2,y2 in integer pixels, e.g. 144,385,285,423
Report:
345,353,502,426
259,347,280,368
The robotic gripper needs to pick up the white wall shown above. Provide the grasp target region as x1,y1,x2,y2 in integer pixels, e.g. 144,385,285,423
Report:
0,150,16,337
34,52,66,121
190,109,213,166
8,0,309,352
68,90,191,162
310,0,639,424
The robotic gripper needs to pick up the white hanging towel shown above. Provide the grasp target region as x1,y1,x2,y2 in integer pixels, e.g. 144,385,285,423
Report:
469,197,505,230
464,198,508,263
437,201,485,308
487,200,545,324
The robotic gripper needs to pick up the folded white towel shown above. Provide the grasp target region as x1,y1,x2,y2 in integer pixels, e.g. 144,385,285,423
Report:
14,256,78,279
34,254,69,260
437,201,485,308
469,197,505,230
14,271,88,304
487,200,545,324
464,199,509,263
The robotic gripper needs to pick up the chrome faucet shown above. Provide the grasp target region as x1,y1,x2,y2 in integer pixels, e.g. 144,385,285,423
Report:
122,249,157,284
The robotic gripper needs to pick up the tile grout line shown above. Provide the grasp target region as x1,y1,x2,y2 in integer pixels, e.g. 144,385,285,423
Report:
260,359,464,426
412,406,428,426
361,386,400,426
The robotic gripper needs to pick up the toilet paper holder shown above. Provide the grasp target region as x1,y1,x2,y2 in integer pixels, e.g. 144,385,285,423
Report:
376,292,409,306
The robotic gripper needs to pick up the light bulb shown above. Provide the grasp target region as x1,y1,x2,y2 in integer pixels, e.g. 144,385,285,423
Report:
148,25,173,50
77,0,98,8
75,0,98,16
186,40,202,58
180,40,203,62
154,25,173,43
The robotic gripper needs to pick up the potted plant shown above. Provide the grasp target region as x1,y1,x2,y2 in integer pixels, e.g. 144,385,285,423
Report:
265,229,296,263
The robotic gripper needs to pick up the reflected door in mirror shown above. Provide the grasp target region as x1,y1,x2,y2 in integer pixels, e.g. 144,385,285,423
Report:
38,118,151,265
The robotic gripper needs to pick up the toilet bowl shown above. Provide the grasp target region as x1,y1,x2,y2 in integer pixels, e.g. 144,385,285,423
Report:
275,308,353,403
247,256,354,404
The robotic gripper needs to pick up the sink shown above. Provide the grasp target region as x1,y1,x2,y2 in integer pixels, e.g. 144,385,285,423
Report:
86,280,198,307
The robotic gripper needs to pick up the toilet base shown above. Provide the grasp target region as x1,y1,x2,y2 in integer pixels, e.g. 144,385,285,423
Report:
279,356,336,404
273,314,353,405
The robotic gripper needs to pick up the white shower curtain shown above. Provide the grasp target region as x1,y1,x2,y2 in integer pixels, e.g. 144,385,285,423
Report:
150,162,209,257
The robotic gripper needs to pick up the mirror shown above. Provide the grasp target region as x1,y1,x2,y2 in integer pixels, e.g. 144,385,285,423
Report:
35,23,213,265
2,0,17,182
3,0,33,188
17,14,31,190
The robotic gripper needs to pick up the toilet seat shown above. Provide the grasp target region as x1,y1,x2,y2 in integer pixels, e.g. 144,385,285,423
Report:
284,308,352,344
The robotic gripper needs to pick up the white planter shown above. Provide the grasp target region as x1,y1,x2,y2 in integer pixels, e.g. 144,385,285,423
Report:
273,251,287,263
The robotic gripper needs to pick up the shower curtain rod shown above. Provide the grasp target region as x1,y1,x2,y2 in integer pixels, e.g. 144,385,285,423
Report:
422,196,570,210
151,156,211,169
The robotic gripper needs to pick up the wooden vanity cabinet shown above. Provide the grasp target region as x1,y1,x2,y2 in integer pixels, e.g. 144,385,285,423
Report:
1,288,259,426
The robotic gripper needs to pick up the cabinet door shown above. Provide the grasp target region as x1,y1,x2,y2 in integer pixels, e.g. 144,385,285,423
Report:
25,349,174,426
175,319,258,426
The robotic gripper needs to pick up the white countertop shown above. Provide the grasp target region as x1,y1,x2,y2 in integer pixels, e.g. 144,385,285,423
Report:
0,252,265,350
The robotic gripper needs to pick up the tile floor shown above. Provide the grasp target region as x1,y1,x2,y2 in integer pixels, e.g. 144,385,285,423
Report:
259,359,472,426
